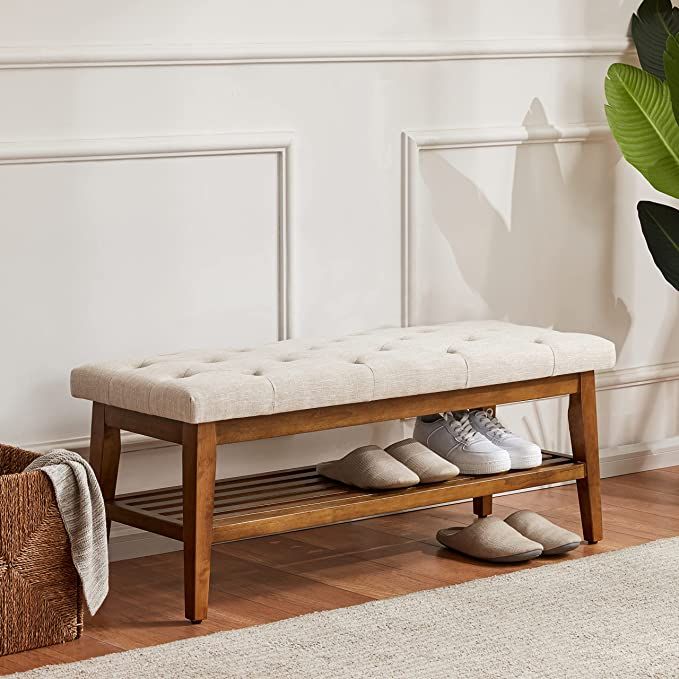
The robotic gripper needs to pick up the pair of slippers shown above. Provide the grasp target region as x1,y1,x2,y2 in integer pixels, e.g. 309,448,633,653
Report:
437,510,581,563
317,439,459,489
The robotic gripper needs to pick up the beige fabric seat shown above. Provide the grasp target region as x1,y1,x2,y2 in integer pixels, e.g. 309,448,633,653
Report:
70,321,615,424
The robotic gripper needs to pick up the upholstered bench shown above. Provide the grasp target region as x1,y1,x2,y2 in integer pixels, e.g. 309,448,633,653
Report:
71,320,615,623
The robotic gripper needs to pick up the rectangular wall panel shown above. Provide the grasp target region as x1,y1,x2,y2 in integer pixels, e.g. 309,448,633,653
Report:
0,151,279,444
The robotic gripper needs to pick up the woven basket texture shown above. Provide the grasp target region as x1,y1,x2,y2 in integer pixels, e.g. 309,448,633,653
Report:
0,444,82,656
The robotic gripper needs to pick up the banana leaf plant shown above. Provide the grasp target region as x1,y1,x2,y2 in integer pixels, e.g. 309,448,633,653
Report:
605,0,679,291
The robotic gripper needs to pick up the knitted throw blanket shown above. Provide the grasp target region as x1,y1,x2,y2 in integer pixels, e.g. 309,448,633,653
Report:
25,449,109,614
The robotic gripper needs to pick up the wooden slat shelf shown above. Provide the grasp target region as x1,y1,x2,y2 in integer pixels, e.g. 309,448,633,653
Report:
107,452,584,544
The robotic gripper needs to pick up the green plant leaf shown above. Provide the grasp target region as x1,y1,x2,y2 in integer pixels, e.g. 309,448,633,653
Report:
632,0,679,80
605,63,679,198
637,200,679,290
664,33,679,124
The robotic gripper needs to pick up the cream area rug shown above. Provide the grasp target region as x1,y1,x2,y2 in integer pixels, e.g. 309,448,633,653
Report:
12,538,679,679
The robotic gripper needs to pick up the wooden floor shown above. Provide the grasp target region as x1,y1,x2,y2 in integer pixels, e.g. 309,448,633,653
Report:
3,466,679,675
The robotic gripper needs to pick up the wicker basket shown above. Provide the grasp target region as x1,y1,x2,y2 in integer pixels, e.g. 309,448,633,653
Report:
0,444,82,656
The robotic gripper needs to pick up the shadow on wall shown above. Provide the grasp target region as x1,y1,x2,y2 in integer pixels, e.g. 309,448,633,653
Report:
419,98,631,352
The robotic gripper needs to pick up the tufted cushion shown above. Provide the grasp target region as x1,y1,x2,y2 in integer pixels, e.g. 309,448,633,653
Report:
70,321,615,424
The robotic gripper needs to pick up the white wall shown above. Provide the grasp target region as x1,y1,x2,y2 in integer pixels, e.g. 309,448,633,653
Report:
1,0,677,557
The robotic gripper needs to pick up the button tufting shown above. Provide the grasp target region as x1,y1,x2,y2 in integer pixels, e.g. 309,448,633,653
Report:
72,321,616,426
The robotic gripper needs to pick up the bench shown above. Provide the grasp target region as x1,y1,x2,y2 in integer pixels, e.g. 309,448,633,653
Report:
71,320,615,623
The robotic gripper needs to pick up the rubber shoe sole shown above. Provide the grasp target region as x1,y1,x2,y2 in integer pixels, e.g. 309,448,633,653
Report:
542,541,581,556
452,458,512,475
508,452,544,470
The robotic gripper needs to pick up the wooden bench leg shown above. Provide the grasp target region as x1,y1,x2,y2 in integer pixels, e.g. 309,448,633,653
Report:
182,423,217,624
473,495,492,518
472,404,495,519
568,371,603,544
89,402,121,539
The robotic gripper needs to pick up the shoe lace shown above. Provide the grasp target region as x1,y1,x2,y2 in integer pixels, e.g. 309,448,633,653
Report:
443,411,480,444
476,408,511,440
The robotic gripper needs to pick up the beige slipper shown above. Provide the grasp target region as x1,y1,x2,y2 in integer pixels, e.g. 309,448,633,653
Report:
437,517,543,563
317,445,420,490
385,438,459,483
504,510,581,556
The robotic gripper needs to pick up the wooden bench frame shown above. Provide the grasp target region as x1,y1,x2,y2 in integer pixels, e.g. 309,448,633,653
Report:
88,370,602,623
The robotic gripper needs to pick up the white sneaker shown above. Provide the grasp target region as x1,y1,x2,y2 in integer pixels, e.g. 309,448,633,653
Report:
413,411,511,475
468,409,543,470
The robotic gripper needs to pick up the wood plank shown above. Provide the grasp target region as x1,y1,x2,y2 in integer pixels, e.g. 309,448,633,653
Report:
603,469,679,497
0,636,124,675
286,521,414,555
279,549,450,598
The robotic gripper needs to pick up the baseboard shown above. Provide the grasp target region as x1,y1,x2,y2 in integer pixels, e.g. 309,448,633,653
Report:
109,526,182,562
599,436,679,478
108,435,679,562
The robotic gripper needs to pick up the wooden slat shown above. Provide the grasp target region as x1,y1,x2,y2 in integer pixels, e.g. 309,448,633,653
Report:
148,481,346,515
167,487,364,519
215,374,580,444
123,472,326,509
115,467,317,503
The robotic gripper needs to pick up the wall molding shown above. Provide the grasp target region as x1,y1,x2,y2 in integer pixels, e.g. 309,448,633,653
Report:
0,131,294,341
596,360,679,391
599,435,679,478
0,38,633,70
401,122,611,327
